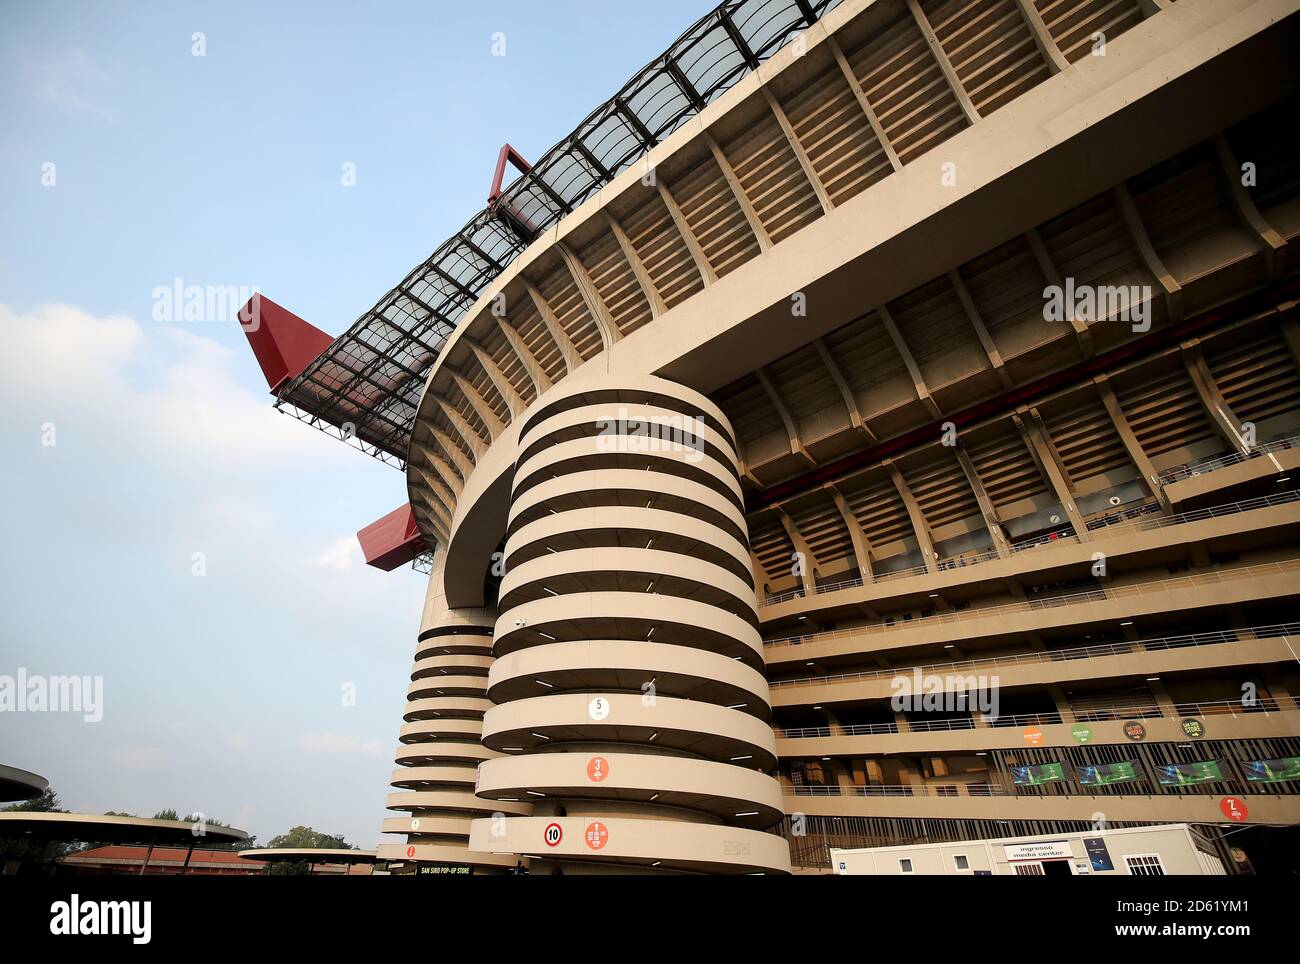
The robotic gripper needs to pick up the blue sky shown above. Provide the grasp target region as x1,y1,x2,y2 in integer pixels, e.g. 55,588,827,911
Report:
0,0,709,848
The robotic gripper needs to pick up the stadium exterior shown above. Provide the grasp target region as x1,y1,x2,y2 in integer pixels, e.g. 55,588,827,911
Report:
244,0,1300,873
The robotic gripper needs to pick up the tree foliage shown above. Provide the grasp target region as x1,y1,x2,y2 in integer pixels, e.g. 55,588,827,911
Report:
263,825,356,874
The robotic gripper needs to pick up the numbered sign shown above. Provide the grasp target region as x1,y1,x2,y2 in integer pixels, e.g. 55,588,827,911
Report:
588,696,610,721
544,822,563,847
584,821,609,850
587,756,610,782
1219,797,1248,822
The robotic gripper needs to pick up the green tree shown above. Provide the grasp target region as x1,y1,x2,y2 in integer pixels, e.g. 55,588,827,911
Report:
1,787,70,866
263,825,356,874
2,787,65,814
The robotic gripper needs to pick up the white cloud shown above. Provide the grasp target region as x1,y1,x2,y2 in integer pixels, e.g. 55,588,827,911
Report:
0,301,425,636
0,303,349,469
1,302,423,849
316,535,361,572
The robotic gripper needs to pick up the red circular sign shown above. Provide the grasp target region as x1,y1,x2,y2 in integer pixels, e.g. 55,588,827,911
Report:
587,756,610,782
584,821,609,850
543,822,563,847
406,845,416,858
1220,797,1248,822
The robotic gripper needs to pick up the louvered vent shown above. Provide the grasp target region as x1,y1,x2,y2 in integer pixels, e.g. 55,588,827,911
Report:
822,312,913,403
920,0,1051,117
887,276,988,388
465,360,510,426
899,451,981,530
750,514,798,586
445,380,492,447
1039,392,1133,486
767,344,847,442
789,495,857,570
713,375,788,455
1127,142,1245,283
1033,0,1144,64
1037,192,1154,327
506,297,567,386
958,234,1056,360
721,110,824,244
965,426,1048,509
671,156,762,278
780,62,892,206
538,265,604,360
481,325,536,407
1113,367,1216,457
433,409,480,465
842,473,914,551
620,193,706,309
843,3,971,164
1205,327,1300,430
575,233,653,338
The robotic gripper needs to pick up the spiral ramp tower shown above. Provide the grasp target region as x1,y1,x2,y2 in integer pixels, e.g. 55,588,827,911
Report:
466,376,791,874
377,553,530,873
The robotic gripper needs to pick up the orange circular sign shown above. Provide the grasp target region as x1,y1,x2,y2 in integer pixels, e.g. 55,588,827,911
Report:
1022,726,1044,746
1219,797,1248,822
587,756,610,782
584,821,609,850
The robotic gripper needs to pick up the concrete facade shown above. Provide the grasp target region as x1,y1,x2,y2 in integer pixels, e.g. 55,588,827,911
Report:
381,0,1300,873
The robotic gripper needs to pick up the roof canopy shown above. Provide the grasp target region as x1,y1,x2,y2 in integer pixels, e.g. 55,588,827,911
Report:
237,848,378,864
0,812,249,845
267,0,843,468
0,764,48,803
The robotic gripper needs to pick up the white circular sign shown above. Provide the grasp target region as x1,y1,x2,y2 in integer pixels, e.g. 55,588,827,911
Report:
411,818,421,831
588,696,610,721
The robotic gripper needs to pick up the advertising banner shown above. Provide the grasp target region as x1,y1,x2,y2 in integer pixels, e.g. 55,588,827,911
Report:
1011,762,1067,785
1083,837,1115,872
1242,756,1300,782
1155,760,1224,786
1075,761,1140,786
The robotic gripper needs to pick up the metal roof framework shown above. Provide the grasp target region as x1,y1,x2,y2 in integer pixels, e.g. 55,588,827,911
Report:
274,0,844,467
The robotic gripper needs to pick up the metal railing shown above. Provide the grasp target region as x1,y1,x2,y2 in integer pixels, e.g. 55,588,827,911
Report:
768,624,1300,692
1158,434,1300,484
764,558,1300,650
788,782,1010,797
761,488,1299,607
774,697,1295,740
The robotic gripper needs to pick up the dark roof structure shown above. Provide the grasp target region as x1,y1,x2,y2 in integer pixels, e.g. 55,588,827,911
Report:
270,0,844,468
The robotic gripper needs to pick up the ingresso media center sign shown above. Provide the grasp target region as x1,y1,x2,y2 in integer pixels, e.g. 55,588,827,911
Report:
1003,840,1073,862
